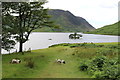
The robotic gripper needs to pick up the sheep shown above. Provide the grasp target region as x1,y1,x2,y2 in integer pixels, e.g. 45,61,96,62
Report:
61,60,65,64
10,58,21,64
56,59,65,64
56,59,61,63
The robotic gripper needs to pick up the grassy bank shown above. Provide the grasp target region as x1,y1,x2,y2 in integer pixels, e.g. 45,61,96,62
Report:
2,42,119,78
85,22,119,36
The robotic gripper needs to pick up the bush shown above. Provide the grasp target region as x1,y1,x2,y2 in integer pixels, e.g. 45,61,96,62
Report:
92,56,107,70
79,56,119,79
102,65,119,79
25,58,35,68
79,64,88,71
92,71,104,79
79,61,89,71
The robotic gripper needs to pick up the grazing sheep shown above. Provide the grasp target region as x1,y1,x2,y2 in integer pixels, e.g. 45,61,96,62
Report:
61,60,65,64
10,58,21,64
56,59,61,63
56,59,65,64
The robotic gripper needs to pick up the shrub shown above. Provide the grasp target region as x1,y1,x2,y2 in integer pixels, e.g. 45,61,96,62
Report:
92,56,107,70
70,45,78,48
25,58,35,68
79,56,120,79
79,61,88,71
80,42,87,46
102,65,119,79
92,71,104,79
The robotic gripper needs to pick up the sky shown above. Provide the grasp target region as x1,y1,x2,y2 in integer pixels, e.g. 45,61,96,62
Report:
44,0,120,29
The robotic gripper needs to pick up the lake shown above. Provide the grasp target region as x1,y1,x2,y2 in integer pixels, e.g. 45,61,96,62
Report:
2,32,119,54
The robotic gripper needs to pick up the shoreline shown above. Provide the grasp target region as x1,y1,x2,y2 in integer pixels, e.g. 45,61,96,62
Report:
2,42,119,55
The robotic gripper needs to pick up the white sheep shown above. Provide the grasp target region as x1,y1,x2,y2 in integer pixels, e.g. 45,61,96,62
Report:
61,60,65,64
56,59,61,63
56,59,65,64
10,59,21,64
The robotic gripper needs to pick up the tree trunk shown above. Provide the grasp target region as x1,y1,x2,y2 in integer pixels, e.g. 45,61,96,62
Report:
19,40,23,52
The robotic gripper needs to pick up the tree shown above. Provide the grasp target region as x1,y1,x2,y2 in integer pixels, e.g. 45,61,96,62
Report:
2,5,17,53
69,32,82,39
2,26,16,54
2,33,16,54
2,1,57,53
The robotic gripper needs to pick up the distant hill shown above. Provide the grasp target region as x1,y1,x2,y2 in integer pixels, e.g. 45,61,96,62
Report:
34,9,95,32
85,21,120,36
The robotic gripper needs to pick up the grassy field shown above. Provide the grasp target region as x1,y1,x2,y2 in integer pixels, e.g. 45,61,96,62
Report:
2,42,119,78
85,21,120,36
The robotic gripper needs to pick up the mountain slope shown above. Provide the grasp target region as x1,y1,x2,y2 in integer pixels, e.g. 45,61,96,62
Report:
86,21,119,36
34,9,95,32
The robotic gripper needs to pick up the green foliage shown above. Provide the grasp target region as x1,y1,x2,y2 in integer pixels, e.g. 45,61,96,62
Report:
79,56,119,79
90,56,107,70
2,1,56,52
86,21,120,36
69,32,82,39
2,27,16,52
79,61,88,71
2,12,16,51
25,58,35,68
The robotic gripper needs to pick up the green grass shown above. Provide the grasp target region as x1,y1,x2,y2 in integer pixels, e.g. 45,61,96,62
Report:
85,21,120,36
2,42,119,78
33,27,54,32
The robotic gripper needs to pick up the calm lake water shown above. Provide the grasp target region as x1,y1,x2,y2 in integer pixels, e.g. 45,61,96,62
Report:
2,32,119,54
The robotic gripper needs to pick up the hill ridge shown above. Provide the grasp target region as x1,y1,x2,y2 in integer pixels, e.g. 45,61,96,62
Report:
34,9,95,32
85,21,119,36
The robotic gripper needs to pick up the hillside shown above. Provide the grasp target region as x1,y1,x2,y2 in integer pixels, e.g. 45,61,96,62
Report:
34,9,95,32
86,21,120,36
